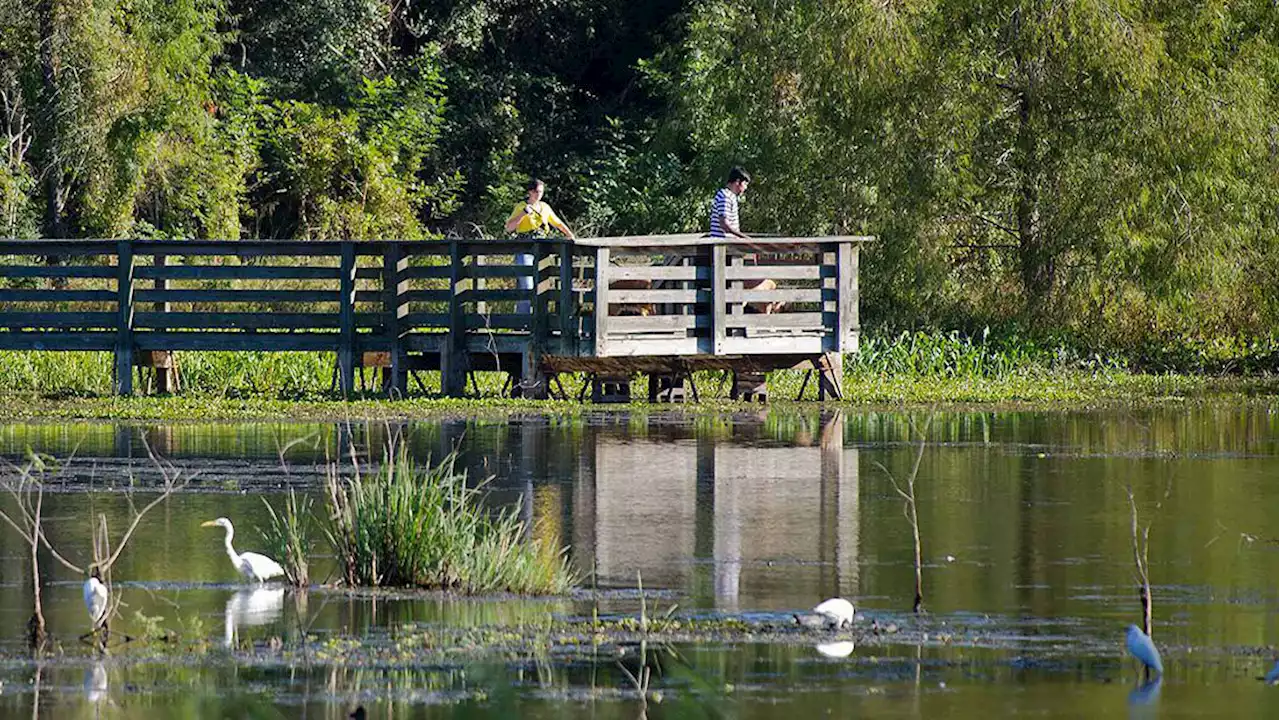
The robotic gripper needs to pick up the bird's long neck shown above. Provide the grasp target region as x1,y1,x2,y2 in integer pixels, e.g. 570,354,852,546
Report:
223,526,240,565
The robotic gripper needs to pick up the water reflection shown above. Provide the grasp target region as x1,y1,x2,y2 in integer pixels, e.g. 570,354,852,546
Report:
224,587,285,647
1127,676,1162,719
82,661,107,705
815,641,855,658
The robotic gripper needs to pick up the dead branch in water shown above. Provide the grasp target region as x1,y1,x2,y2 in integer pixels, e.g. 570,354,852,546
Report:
875,414,933,614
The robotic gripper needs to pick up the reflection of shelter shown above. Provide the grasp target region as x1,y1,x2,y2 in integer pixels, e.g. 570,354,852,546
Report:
224,587,285,647
586,413,859,607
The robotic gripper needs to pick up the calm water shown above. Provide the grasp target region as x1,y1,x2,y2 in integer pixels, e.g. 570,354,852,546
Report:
0,404,1275,718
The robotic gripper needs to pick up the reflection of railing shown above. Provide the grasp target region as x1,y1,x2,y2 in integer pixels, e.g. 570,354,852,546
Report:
0,235,869,396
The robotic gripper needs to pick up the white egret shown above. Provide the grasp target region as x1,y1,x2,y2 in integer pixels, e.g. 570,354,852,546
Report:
795,597,856,629
1125,625,1163,676
201,517,284,583
83,566,109,630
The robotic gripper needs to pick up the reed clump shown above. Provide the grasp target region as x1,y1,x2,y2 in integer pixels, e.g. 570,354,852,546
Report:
322,445,575,594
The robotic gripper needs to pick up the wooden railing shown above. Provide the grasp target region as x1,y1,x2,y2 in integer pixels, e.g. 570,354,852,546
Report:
0,235,869,396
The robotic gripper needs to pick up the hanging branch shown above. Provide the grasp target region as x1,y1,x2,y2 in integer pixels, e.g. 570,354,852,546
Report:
874,414,933,614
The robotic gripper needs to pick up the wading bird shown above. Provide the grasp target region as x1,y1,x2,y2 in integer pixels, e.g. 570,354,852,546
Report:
1125,625,1163,677
83,566,108,630
201,517,284,583
795,598,856,629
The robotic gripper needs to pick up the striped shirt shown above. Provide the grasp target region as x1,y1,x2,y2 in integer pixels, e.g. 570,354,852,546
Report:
709,187,739,237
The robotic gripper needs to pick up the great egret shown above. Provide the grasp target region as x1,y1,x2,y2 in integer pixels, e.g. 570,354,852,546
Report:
201,517,284,583
83,566,109,630
1125,625,1163,676
795,597,856,629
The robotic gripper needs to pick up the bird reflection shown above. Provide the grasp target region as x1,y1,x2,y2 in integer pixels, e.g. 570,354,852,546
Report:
815,641,854,658
1127,676,1161,719
224,587,285,648
83,661,108,705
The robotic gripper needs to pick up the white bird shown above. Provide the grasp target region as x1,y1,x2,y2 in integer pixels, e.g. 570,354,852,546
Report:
796,597,856,629
1125,625,1163,676
83,566,109,630
201,517,285,583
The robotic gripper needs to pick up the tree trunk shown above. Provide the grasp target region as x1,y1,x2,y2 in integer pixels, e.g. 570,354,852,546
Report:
36,0,66,256
27,540,46,649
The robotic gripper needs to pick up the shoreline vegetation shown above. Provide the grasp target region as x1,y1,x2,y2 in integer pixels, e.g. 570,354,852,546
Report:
0,331,1271,421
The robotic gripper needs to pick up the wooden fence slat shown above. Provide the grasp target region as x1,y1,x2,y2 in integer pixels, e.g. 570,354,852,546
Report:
712,245,727,354
0,332,117,350
0,265,116,279
464,314,532,330
723,265,823,280
612,266,708,281
725,312,829,329
0,312,117,328
133,289,339,304
114,240,134,395
337,242,356,394
723,288,825,303
0,289,116,303
133,332,345,352
610,314,703,332
404,289,450,303
136,265,341,281
608,289,708,304
133,312,341,329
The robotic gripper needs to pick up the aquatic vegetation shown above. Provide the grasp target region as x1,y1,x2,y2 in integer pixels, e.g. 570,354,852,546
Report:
323,445,575,594
260,489,314,587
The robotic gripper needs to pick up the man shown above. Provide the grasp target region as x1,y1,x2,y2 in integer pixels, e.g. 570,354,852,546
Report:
710,167,750,239
709,167,779,312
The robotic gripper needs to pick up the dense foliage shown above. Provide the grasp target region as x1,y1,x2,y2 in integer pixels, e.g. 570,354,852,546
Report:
0,0,1274,360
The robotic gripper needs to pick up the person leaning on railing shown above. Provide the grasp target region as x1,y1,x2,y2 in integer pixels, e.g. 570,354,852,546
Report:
709,167,781,314
504,178,575,314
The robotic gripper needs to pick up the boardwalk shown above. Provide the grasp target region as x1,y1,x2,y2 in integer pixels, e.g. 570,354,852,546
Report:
0,235,870,399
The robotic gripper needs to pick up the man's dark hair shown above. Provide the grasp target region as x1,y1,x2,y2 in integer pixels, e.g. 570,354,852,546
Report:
727,167,750,184
526,178,545,192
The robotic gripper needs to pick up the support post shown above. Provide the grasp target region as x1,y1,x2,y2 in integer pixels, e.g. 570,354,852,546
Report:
523,241,549,398
558,240,574,355
593,247,610,356
837,241,858,353
442,240,467,396
712,244,727,355
152,253,176,393
114,240,134,396
337,241,356,395
383,242,408,397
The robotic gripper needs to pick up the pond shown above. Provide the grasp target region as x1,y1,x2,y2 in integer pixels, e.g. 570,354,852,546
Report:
0,403,1275,718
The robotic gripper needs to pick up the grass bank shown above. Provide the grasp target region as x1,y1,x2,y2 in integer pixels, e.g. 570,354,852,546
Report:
0,331,1271,421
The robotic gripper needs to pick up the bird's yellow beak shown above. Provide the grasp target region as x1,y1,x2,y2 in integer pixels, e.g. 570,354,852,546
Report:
200,520,218,528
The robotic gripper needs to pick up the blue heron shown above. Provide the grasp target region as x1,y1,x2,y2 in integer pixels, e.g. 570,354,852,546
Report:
1125,625,1163,676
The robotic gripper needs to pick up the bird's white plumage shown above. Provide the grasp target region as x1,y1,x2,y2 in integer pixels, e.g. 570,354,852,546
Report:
83,574,109,628
1125,625,1163,676
202,517,285,583
812,598,855,628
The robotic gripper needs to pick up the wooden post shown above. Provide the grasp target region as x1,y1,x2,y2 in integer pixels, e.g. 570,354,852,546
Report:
337,241,356,395
712,244,727,355
442,240,467,397
152,253,176,393
558,240,574,355
837,240,857,353
113,239,134,396
383,242,408,397
523,241,549,398
593,247,610,356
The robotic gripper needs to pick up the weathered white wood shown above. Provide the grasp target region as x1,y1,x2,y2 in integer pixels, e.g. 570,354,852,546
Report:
837,242,857,352
718,336,829,354
609,315,702,332
612,266,707,281
712,245,727,354
724,288,824,303
724,265,822,280
594,247,610,355
609,289,708,304
726,312,828,329
601,337,702,356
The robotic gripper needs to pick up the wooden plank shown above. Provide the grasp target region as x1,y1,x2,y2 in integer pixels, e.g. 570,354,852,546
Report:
609,289,708,304
0,312,117,329
403,312,449,328
384,243,408,396
718,336,830,354
724,265,823,280
0,332,117,350
610,314,702,332
459,289,529,303
135,265,340,281
133,240,346,256
404,289,450,303
599,337,702,356
724,311,829,329
114,240,134,395
466,314,532,330
558,241,575,355
0,289,116,303
133,312,340,329
442,240,466,396
133,332,342,352
134,289,338,304
0,241,118,257
594,248,610,355
724,288,824,303
842,243,859,352
0,265,115,279
402,265,451,279
612,266,708,282
712,245,727,354
463,264,534,279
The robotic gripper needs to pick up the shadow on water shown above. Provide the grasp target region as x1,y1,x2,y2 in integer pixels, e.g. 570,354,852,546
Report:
0,405,1273,717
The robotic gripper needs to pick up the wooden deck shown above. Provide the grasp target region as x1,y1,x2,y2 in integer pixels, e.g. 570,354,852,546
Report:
0,235,870,399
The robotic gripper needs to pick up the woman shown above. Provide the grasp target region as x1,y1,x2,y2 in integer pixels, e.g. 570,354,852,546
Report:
504,179,574,313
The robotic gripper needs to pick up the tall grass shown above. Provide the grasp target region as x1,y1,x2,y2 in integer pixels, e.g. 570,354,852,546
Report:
260,488,313,587
324,445,575,594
